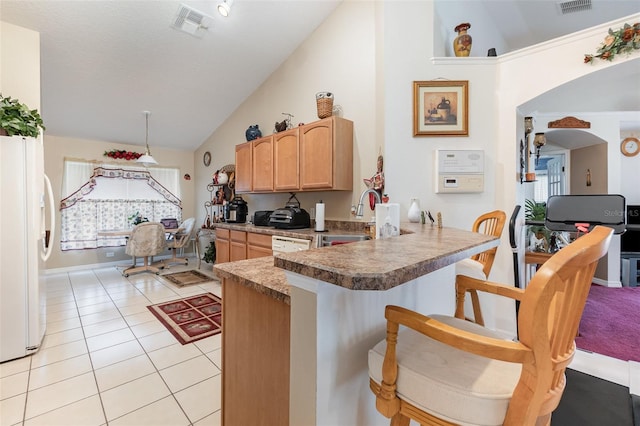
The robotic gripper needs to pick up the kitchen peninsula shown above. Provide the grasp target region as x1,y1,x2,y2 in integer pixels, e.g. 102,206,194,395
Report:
214,223,499,425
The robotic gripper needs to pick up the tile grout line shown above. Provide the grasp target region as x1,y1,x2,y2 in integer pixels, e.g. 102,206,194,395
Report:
98,266,198,425
19,265,221,425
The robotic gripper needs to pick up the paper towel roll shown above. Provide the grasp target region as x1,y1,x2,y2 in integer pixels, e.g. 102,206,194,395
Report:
315,202,325,231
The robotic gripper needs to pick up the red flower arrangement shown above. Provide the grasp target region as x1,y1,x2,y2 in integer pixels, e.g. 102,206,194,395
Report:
103,149,143,161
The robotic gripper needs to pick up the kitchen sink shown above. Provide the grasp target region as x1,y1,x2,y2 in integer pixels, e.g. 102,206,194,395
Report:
319,234,371,247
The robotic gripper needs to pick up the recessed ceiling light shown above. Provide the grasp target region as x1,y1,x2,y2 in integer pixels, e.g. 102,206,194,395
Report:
217,0,234,18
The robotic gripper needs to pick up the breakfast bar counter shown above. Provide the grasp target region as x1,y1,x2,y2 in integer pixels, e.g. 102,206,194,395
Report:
213,223,499,426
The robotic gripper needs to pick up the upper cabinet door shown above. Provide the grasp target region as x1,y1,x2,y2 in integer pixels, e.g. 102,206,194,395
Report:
300,117,353,191
235,141,252,193
274,128,299,191
300,119,333,189
252,136,274,192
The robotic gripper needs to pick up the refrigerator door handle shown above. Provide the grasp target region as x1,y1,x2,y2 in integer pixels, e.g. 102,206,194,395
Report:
41,173,55,261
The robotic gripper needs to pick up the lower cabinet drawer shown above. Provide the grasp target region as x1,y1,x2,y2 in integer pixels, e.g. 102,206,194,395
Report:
247,232,272,249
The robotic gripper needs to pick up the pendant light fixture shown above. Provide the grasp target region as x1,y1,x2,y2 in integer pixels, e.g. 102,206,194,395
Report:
217,0,234,17
137,111,158,167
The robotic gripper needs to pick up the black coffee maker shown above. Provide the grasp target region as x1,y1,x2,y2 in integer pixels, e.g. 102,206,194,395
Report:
224,195,248,223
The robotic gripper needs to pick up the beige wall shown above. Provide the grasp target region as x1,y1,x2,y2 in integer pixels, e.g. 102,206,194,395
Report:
571,144,608,195
194,1,379,229
0,21,41,110
570,143,610,281
44,135,195,270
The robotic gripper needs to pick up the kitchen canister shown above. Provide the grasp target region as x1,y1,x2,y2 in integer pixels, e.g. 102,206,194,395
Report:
408,198,421,223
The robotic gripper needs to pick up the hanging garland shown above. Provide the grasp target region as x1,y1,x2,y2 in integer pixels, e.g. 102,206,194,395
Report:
584,22,640,63
103,149,143,160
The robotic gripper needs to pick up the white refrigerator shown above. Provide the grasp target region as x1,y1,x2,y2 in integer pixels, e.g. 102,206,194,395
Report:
0,135,55,363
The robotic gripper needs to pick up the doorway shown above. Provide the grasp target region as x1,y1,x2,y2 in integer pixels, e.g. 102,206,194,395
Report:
530,153,567,203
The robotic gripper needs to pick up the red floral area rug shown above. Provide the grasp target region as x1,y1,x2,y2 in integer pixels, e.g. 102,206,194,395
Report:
147,293,222,345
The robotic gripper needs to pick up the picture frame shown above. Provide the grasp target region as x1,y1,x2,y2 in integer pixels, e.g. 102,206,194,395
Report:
413,80,469,137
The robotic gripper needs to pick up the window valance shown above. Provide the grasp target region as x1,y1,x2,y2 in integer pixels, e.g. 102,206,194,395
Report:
60,167,181,210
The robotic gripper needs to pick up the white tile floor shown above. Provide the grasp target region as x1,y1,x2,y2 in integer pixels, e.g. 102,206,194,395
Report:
0,260,222,426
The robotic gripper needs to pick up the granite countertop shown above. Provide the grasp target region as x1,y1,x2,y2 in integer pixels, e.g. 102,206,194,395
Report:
213,221,499,301
214,256,291,304
273,224,498,290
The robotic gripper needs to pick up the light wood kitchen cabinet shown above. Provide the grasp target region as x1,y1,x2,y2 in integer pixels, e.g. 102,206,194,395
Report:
251,136,274,192
215,228,230,264
216,229,272,263
247,232,273,259
235,141,252,193
300,116,353,190
234,116,353,193
222,277,290,425
273,128,299,191
229,230,247,262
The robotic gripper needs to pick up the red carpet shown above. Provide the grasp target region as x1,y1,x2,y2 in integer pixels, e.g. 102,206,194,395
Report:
147,293,222,345
575,284,640,362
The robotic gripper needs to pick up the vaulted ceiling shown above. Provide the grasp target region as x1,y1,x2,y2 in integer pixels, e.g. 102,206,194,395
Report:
1,0,638,150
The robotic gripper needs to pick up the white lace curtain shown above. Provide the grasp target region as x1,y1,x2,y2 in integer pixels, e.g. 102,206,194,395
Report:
59,160,182,251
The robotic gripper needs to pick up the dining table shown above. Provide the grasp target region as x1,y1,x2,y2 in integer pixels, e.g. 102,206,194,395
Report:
98,227,181,268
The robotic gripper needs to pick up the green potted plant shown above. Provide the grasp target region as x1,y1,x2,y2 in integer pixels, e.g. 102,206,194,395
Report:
127,211,148,226
0,94,45,137
524,199,549,252
202,241,216,264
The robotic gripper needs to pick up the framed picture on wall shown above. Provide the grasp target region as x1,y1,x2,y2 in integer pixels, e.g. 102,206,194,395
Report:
413,80,469,136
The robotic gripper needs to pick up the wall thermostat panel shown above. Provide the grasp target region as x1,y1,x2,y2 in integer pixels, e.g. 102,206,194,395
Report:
435,150,484,193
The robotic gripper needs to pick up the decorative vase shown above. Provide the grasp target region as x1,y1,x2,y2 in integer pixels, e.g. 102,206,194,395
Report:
408,198,421,223
436,97,451,122
453,23,472,57
245,125,262,141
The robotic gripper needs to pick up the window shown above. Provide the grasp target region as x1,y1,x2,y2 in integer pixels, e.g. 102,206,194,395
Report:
59,160,182,250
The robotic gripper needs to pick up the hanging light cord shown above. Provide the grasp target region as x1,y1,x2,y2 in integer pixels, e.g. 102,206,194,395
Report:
145,112,152,156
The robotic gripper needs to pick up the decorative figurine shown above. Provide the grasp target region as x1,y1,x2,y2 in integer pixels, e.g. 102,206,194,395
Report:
363,154,385,210
275,119,288,132
274,113,294,133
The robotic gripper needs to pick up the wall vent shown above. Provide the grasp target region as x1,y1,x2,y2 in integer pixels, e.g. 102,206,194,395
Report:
557,0,592,15
172,3,213,38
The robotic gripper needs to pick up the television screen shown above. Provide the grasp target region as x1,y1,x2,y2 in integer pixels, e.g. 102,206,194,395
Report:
621,205,640,254
627,205,640,225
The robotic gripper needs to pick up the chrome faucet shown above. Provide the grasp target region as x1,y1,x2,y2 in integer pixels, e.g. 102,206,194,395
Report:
356,188,381,218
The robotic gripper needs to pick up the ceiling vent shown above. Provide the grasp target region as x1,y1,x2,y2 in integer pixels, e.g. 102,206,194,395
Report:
172,3,213,38
557,0,592,15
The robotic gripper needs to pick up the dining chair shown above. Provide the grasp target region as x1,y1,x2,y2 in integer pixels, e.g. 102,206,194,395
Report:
123,222,167,277
455,209,506,324
369,225,612,426
165,217,196,267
